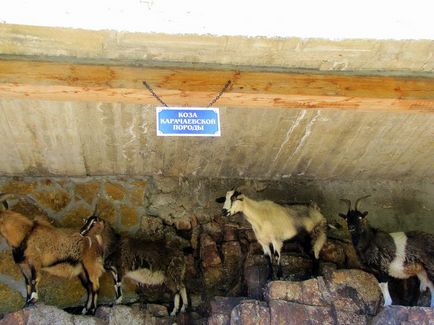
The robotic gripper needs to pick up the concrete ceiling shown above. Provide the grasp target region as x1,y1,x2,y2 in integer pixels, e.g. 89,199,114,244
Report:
1,0,433,39
0,25,433,181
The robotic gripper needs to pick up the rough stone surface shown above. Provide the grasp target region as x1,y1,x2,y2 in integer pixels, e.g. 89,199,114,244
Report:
61,204,92,227
269,300,335,325
230,300,270,325
0,251,22,280
104,182,125,201
244,264,269,300
208,297,247,325
1,179,37,195
34,189,71,212
325,269,382,315
320,240,346,266
201,234,222,268
265,269,382,316
75,181,101,204
371,306,434,325
119,205,138,228
0,283,24,313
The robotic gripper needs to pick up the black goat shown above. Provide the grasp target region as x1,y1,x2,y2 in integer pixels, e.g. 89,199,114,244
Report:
80,212,188,316
339,195,434,307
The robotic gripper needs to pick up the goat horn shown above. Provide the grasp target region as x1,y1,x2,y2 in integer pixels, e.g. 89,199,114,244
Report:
355,195,371,211
339,199,352,211
93,204,99,217
0,193,18,211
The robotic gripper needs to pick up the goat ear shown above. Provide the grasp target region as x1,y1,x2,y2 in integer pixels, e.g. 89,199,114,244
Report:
215,197,226,203
339,213,347,219
362,211,368,217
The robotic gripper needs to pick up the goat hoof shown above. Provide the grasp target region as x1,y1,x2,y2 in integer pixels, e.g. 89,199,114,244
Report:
24,298,37,308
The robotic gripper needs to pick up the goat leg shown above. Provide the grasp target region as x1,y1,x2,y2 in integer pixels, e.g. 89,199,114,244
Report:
108,266,123,304
20,264,38,307
79,272,92,314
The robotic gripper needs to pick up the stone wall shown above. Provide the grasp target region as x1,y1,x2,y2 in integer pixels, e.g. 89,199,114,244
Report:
0,176,432,316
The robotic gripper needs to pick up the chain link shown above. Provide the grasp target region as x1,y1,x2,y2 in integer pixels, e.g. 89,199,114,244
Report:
142,81,168,107
207,80,231,107
142,80,231,107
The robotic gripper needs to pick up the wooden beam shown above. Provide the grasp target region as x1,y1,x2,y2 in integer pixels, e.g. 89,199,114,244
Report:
0,59,433,112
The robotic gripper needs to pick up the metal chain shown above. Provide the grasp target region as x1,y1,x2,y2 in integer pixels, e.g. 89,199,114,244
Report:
142,80,231,107
207,80,231,107
142,81,168,107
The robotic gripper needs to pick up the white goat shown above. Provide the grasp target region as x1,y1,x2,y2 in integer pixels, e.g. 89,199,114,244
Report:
216,189,327,278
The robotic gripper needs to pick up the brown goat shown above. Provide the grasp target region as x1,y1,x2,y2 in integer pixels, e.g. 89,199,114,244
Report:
80,212,188,316
0,193,104,314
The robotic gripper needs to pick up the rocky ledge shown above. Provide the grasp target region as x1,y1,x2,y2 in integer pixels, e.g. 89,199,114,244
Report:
1,270,432,325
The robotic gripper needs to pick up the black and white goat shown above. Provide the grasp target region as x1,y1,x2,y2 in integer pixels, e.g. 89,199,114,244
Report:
80,213,188,316
216,189,327,278
0,193,104,314
339,195,434,307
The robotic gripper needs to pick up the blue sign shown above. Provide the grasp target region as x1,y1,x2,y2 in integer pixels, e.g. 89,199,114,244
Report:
156,107,221,137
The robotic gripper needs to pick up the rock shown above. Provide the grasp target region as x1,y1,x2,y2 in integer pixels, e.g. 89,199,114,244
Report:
264,269,382,316
238,228,257,242
61,205,92,227
222,224,238,242
230,300,270,325
34,188,71,212
1,303,103,325
119,205,139,228
203,267,224,289
174,217,192,231
140,215,165,239
371,306,434,325
0,282,25,313
0,308,30,325
155,177,178,194
95,304,147,324
0,251,22,281
279,254,313,280
1,179,37,195
319,262,337,276
244,265,269,300
269,300,368,325
200,234,222,268
324,269,382,315
210,297,247,315
265,279,325,307
269,300,334,325
104,182,125,201
203,222,223,243
319,240,346,266
95,198,117,224
37,276,86,309
208,297,247,325
222,242,243,277
146,304,168,317
128,183,147,206
75,181,101,204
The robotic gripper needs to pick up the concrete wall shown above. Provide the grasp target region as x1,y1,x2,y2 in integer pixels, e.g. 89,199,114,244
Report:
0,176,432,312
1,99,433,182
